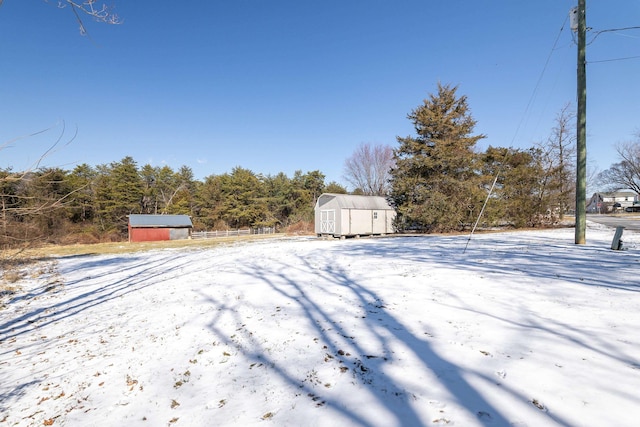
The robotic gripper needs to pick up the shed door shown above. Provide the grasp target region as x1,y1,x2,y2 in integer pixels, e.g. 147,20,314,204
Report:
372,210,385,234
320,210,335,233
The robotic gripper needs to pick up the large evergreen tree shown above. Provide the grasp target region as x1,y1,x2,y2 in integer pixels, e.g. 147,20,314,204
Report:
291,170,326,223
94,157,143,233
263,172,296,227
195,173,226,229
67,163,97,224
169,166,198,216
389,84,485,232
480,147,547,228
219,167,269,228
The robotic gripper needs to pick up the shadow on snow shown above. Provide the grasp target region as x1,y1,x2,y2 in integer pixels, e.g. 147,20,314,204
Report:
2,229,637,425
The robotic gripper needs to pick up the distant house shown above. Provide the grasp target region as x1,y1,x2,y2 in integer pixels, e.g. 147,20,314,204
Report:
586,191,638,213
128,214,193,242
314,193,395,238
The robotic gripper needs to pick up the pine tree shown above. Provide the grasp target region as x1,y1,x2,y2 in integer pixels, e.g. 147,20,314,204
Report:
263,172,296,227
67,163,97,223
389,84,485,232
218,167,269,228
94,157,143,233
480,147,546,228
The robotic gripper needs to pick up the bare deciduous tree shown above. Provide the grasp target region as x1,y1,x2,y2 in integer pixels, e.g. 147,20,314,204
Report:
536,104,576,217
46,1,121,34
597,136,640,195
1,124,78,248
0,1,121,39
343,143,394,196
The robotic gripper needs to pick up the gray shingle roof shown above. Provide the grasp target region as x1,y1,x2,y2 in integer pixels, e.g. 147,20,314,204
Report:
128,214,193,228
317,193,394,210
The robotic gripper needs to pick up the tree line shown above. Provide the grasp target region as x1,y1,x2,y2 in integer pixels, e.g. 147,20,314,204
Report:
4,4,637,248
385,84,638,232
1,83,588,248
0,159,347,247
358,84,577,233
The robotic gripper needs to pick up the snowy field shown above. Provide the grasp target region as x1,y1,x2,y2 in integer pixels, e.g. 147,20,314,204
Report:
1,223,640,427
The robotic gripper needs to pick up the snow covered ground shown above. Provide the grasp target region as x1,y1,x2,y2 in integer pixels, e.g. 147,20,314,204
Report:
1,223,640,427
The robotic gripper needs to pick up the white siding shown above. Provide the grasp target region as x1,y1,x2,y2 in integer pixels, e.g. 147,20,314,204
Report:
314,193,396,237
349,209,371,235
371,210,386,234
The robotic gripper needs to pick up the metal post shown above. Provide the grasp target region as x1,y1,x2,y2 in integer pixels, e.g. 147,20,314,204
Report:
611,226,625,250
575,0,587,244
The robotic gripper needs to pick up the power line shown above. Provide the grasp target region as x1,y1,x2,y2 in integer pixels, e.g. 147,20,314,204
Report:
588,26,640,45
589,55,640,64
509,15,569,146
464,15,570,252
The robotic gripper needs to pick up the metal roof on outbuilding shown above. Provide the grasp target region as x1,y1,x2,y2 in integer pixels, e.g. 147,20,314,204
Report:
128,214,193,228
316,193,393,210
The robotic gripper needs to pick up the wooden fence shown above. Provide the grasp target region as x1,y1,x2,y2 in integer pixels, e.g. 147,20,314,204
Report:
191,227,275,240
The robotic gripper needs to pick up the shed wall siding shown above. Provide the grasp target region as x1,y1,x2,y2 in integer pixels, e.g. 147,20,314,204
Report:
314,193,395,237
130,228,171,242
340,209,350,235
386,210,394,233
348,209,372,235
371,210,386,234
169,228,190,240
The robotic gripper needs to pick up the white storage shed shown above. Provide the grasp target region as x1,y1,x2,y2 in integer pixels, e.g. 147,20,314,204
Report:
314,193,396,238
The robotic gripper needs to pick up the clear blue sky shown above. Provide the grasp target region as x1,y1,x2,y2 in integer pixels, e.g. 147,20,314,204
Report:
1,1,638,189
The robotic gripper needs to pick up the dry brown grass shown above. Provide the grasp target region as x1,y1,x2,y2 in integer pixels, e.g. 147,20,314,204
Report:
3,270,23,284
3,233,286,259
284,221,315,235
0,256,39,304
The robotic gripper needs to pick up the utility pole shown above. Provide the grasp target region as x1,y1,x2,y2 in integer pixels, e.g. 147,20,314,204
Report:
575,0,587,244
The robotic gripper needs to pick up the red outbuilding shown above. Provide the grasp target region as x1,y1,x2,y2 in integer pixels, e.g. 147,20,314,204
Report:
127,214,193,242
